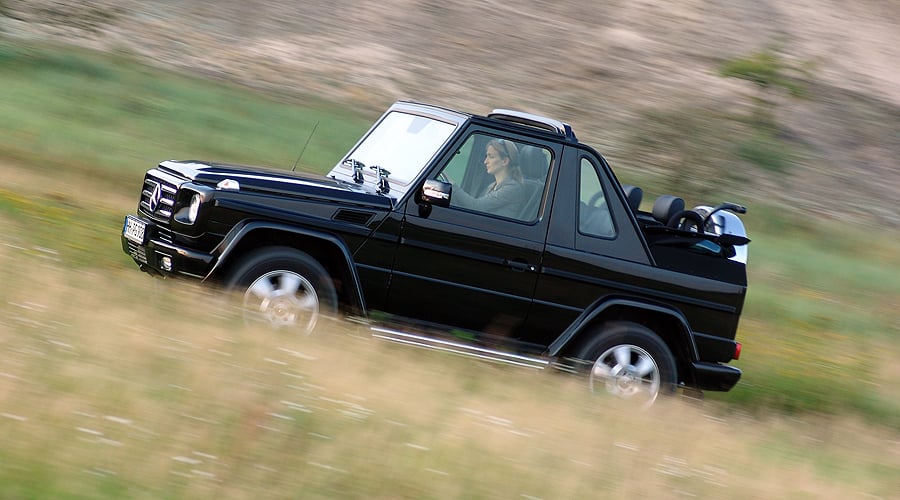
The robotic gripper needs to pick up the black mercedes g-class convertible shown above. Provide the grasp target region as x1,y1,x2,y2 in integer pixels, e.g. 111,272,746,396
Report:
122,101,749,405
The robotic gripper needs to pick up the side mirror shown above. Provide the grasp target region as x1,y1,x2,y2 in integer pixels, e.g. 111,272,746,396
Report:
420,179,452,208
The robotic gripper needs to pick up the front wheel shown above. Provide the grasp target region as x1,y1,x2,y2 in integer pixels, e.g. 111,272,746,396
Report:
576,321,677,407
224,247,338,334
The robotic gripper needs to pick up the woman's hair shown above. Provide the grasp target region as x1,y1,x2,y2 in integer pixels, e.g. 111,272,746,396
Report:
488,138,523,182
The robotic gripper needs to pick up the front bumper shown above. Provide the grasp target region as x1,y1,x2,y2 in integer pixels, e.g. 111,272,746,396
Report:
121,215,214,279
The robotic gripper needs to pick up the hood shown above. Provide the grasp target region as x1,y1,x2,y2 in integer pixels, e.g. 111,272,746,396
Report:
157,160,395,209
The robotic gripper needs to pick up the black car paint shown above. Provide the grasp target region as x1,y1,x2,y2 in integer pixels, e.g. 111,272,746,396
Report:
122,101,745,393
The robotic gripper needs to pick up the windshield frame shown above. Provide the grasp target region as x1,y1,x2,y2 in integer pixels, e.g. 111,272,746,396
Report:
328,102,466,203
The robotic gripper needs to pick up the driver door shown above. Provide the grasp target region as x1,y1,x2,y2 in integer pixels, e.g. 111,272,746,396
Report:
384,130,558,347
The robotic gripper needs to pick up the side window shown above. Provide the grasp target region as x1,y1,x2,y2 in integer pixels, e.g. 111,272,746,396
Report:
435,133,550,222
579,158,616,238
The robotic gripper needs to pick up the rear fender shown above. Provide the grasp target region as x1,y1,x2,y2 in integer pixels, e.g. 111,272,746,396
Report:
548,297,700,362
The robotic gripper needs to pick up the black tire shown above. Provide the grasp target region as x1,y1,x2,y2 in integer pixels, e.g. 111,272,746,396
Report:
575,321,677,407
224,247,338,334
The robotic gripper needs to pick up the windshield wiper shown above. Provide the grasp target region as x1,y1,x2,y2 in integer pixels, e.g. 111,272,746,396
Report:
343,158,366,184
341,158,391,195
370,165,391,195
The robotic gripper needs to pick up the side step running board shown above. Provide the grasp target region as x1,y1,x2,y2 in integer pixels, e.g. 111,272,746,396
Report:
370,326,551,370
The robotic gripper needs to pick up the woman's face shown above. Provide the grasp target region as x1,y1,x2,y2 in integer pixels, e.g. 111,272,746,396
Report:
484,144,509,177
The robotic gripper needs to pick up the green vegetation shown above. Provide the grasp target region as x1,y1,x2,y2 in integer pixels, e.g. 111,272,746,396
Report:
720,47,809,99
1,39,898,497
0,38,372,270
0,40,372,189
720,46,812,127
623,107,745,197
719,47,814,173
628,47,817,188
717,216,900,426
734,130,794,173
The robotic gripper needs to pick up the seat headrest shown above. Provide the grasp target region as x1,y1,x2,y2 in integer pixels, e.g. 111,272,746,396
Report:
652,195,685,224
621,184,643,212
518,145,548,180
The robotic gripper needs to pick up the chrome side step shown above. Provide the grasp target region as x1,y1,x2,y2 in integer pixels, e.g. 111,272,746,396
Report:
370,326,551,370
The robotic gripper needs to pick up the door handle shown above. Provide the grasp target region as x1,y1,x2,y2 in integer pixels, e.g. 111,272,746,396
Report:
503,258,535,272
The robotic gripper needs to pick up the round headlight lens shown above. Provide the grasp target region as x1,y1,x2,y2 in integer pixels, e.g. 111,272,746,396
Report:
188,193,201,223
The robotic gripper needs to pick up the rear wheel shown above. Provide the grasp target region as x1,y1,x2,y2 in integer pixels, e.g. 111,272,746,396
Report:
224,247,338,334
576,321,677,407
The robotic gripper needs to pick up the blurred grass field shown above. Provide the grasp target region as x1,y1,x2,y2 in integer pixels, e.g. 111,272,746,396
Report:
1,39,899,497
2,254,898,498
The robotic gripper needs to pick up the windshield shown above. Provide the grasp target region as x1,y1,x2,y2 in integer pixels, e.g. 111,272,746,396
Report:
328,111,457,199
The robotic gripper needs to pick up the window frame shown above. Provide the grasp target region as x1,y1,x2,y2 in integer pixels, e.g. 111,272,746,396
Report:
432,130,554,225
576,155,618,240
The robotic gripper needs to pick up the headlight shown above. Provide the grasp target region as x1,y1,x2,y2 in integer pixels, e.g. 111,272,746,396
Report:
172,187,209,226
188,193,201,223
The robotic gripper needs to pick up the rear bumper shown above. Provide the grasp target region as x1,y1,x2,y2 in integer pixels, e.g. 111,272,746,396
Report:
691,361,741,392
121,215,213,279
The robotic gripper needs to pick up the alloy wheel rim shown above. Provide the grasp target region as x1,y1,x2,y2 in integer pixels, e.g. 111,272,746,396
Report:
590,344,661,407
242,270,319,334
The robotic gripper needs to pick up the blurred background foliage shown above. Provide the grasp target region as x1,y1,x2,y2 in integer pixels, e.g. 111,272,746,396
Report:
3,0,900,227
0,2,899,496
0,34,897,431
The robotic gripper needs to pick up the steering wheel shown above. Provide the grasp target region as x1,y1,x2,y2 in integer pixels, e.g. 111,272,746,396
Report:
437,171,452,184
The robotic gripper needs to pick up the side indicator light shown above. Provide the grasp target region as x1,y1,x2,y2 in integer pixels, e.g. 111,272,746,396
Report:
734,342,742,360
217,179,240,190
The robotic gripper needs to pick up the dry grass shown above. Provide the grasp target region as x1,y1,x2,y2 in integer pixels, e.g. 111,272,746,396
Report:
2,235,898,499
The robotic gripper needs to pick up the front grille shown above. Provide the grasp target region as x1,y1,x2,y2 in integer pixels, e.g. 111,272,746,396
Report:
139,175,178,221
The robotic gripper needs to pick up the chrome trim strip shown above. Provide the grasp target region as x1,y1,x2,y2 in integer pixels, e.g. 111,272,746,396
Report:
370,327,550,370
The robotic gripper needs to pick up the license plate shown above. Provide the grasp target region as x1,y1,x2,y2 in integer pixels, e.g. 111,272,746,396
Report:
123,215,147,245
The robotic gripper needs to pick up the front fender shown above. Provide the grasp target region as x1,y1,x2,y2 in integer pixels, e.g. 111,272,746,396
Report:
204,220,367,314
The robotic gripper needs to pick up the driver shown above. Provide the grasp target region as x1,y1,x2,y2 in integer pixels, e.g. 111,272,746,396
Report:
452,138,525,219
